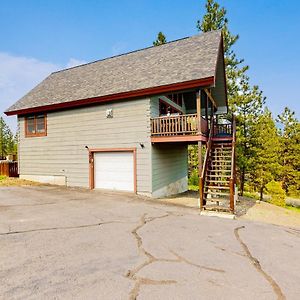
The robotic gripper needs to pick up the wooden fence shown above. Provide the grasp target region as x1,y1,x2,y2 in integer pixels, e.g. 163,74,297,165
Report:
0,161,18,177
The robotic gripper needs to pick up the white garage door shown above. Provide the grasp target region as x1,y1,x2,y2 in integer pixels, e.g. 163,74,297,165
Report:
94,151,134,192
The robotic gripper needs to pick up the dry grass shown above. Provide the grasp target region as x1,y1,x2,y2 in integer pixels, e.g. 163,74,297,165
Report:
0,176,42,187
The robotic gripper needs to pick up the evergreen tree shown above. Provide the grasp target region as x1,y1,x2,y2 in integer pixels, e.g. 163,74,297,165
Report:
277,107,300,195
0,117,16,159
197,0,265,194
250,109,281,200
197,0,248,98
153,32,167,46
232,77,265,194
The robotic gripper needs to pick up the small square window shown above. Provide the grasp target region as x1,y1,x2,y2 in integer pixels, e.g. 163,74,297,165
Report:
25,114,47,137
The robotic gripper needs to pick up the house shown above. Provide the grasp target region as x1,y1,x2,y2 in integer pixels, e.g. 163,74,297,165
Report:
5,30,236,212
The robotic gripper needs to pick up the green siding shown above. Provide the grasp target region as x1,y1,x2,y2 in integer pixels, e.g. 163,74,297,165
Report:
151,144,188,192
18,98,152,192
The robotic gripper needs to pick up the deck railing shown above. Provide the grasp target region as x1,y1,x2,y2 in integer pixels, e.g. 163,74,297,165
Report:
214,123,232,136
151,114,208,136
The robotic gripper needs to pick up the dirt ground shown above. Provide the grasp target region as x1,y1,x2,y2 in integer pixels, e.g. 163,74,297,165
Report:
240,200,300,228
161,191,300,229
0,176,42,187
0,185,300,299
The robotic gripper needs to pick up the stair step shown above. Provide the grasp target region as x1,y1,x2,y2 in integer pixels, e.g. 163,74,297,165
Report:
209,170,231,173
211,160,231,162
209,166,231,169
204,199,221,204
208,169,231,172
206,191,230,196
211,166,231,169
207,174,231,178
211,156,232,159
203,205,231,212
206,186,230,190
212,153,232,155
205,180,230,184
204,197,230,202
212,151,232,154
211,158,231,161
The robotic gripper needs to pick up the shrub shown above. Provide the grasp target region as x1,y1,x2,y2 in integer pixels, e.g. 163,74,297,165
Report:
243,183,255,193
287,186,300,198
0,175,7,181
243,191,260,200
188,169,199,186
266,181,286,207
188,184,199,191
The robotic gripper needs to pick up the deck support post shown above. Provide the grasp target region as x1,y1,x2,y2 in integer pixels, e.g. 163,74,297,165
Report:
198,141,203,210
205,93,209,122
229,178,234,213
196,90,202,135
196,90,204,210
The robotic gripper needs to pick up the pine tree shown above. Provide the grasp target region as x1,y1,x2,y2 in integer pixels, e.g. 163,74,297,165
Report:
0,117,16,159
197,0,248,98
250,109,281,200
276,107,300,195
153,32,167,46
197,0,265,194
232,77,265,194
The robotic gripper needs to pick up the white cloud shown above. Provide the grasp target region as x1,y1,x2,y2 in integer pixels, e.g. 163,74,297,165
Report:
0,53,86,132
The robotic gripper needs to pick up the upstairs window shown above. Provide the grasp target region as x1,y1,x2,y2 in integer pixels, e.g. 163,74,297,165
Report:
25,114,47,137
159,98,182,116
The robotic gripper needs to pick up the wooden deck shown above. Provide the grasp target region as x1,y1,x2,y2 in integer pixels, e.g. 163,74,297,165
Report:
150,114,233,143
150,113,208,143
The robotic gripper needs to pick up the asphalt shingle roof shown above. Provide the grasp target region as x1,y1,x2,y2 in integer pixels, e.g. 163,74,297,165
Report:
6,30,222,114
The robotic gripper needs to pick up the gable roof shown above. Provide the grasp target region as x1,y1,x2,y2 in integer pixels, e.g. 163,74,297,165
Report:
5,30,224,116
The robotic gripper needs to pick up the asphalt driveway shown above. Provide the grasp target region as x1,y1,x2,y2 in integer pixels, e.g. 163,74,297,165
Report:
0,186,299,299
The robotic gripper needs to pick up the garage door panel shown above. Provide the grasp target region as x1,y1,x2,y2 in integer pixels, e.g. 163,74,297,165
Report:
94,151,134,192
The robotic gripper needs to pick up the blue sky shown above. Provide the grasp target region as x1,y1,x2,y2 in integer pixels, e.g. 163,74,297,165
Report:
0,0,299,130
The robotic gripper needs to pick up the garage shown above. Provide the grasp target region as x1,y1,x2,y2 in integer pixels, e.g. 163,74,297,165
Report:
93,150,135,192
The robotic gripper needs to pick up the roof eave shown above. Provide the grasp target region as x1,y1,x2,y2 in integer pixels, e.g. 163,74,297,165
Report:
220,33,228,111
5,76,214,116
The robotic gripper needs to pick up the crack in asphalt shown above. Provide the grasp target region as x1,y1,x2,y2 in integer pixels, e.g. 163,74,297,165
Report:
0,221,123,236
126,213,226,300
169,250,225,273
234,226,286,300
126,213,177,300
285,228,300,237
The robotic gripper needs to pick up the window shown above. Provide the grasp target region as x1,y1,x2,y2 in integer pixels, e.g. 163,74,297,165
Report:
25,114,47,137
166,93,183,107
159,98,182,116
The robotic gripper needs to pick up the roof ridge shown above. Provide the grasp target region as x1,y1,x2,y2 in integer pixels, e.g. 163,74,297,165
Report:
52,30,221,75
